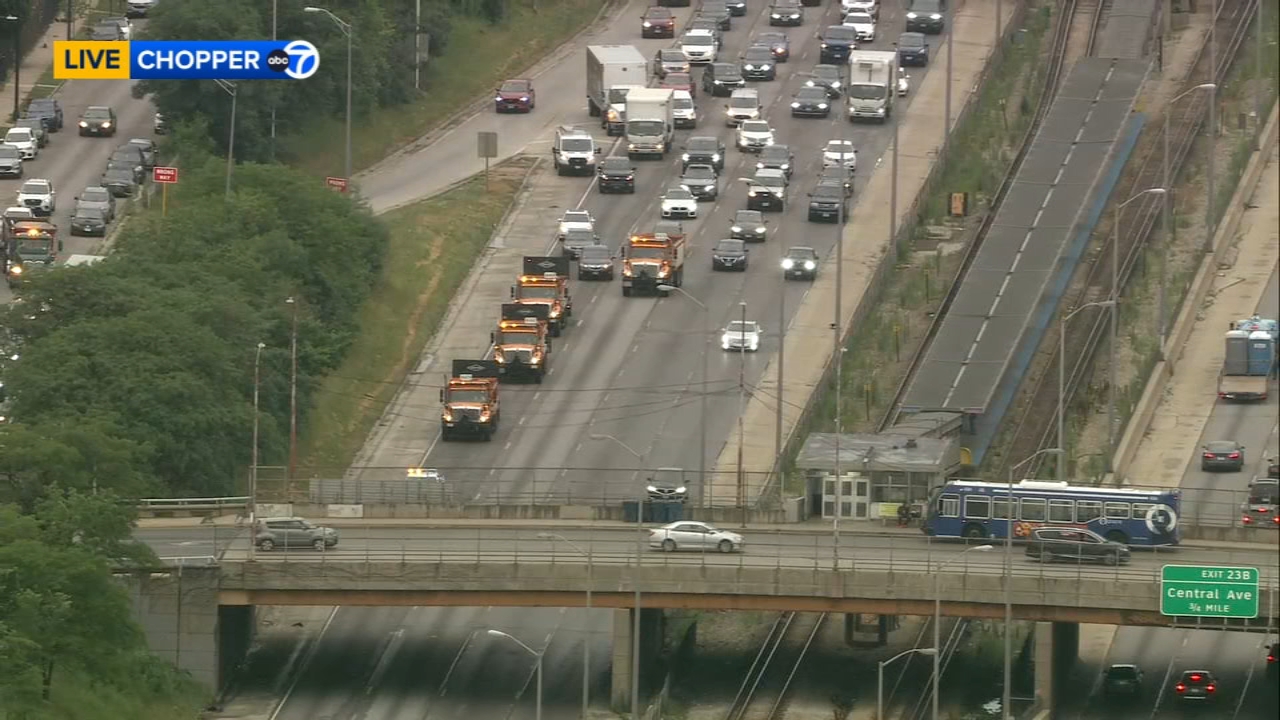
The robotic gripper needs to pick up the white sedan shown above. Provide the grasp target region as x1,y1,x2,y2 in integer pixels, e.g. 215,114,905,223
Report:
558,209,595,239
648,521,744,553
722,320,762,351
842,11,876,41
843,0,879,20
660,187,698,218
822,139,858,171
736,120,775,152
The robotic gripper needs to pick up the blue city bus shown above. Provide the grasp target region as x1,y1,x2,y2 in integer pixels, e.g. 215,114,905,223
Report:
923,480,1181,546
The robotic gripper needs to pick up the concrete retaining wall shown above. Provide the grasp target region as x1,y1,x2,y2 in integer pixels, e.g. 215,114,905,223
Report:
1112,100,1280,480
122,567,222,688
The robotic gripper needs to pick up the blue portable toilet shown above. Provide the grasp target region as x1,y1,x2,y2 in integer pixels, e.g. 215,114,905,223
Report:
1246,331,1276,375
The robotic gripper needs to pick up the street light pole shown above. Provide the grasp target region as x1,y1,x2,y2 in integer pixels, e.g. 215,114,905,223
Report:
736,300,747,524
1206,3,1217,254
1002,450,1062,720
880,647,938,720
1058,301,1114,482
832,158,846,569
303,6,354,183
485,630,544,720
932,545,994,720
1108,188,1166,470
249,342,266,558
214,80,237,199
537,533,592,718
286,297,299,486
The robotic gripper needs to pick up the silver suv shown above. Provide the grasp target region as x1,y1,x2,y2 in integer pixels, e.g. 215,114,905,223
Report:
254,517,339,551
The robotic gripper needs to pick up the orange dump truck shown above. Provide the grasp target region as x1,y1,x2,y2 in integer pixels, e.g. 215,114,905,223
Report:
511,256,573,336
492,303,552,383
440,359,501,441
621,231,685,297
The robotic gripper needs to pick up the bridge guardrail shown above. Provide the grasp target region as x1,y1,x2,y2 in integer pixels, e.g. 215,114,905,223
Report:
136,496,249,517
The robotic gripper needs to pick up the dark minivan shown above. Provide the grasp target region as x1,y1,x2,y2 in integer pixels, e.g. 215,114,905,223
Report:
1024,527,1130,566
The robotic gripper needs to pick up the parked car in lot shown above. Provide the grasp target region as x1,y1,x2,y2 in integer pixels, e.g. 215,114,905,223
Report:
648,521,743,553
1024,527,1130,566
254,517,339,551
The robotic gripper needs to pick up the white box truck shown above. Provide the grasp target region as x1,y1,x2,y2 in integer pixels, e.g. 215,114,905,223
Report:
625,88,674,159
845,51,898,123
586,45,648,136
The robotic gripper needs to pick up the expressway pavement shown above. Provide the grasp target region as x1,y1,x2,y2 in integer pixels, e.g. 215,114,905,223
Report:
0,22,156,305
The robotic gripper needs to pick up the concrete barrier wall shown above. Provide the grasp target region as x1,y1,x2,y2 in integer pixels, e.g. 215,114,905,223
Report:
1112,100,1280,479
122,567,221,688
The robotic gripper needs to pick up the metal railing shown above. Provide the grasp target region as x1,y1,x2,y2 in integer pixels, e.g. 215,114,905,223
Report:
137,496,250,510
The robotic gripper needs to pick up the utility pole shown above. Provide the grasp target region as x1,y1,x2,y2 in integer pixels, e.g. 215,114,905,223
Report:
832,173,845,569
1205,1,1217,254
286,297,299,485
736,301,747,527
250,342,266,553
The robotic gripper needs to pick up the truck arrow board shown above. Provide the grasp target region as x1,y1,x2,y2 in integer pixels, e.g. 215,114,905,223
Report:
1160,565,1259,618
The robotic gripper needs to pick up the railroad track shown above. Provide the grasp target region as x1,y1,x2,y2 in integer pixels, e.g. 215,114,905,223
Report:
881,0,1102,431
723,612,827,720
1001,0,1260,479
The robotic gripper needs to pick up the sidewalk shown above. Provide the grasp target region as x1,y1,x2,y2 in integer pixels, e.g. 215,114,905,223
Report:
713,0,1016,502
0,12,94,114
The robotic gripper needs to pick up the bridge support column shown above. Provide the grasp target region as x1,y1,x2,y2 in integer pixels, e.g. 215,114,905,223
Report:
1033,622,1080,715
125,566,221,689
610,608,665,711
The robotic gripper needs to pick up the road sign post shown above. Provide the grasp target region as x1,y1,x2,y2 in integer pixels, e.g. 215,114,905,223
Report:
477,131,498,192
325,176,349,193
1161,565,1259,618
152,166,179,217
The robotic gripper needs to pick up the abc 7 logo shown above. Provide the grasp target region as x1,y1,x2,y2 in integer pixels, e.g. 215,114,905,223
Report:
266,40,320,80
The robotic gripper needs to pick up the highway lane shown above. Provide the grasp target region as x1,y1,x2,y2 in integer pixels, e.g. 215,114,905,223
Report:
1179,267,1280,528
136,525,1280,577
410,0,941,507
0,33,155,304
272,1,951,717
1064,627,1276,719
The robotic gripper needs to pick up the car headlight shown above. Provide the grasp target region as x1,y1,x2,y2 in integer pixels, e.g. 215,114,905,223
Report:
646,485,658,493
907,12,918,18
780,163,790,169
705,185,715,191
805,79,816,87
9,265,23,276
931,13,942,20
643,21,652,27
681,153,690,161
711,153,721,162
757,161,765,168
781,259,794,269
819,103,829,109
762,64,771,70
102,122,111,128
494,95,503,102
675,486,687,494
78,121,88,127
765,138,774,146
831,80,841,88
680,184,690,192
755,226,765,233
790,102,800,109
731,225,742,233
804,261,816,270
744,65,755,70
771,13,781,18
442,409,454,422
520,96,529,102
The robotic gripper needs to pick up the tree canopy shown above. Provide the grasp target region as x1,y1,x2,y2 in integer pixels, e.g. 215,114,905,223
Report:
2,129,388,498
136,0,514,161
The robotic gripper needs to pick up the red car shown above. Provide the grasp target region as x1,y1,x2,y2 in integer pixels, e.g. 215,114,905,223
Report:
660,72,696,97
641,7,676,38
495,79,536,113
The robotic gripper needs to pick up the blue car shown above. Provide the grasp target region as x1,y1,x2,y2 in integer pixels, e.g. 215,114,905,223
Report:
897,32,930,66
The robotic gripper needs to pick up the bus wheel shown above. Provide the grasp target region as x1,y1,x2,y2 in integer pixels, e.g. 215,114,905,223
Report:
962,524,986,539
1104,530,1128,545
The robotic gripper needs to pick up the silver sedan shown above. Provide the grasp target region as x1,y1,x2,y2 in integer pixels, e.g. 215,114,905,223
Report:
648,521,744,553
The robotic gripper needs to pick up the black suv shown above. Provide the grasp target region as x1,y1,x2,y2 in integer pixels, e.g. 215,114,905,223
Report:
782,246,819,280
25,98,64,132
768,0,804,26
682,136,726,171
78,106,117,136
1025,527,1130,566
597,157,636,193
1102,664,1143,700
711,239,748,271
702,63,745,96
906,0,947,34
756,144,794,178
898,32,930,66
819,25,859,64
680,164,719,200
576,244,615,281
808,182,847,222
730,210,767,242
739,45,777,81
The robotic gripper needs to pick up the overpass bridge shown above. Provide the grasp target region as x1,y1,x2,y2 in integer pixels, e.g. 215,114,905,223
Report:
129,526,1278,708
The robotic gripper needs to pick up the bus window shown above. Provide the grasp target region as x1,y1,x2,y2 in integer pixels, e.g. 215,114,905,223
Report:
1104,502,1129,520
964,496,990,519
940,495,960,517
1076,500,1101,523
1020,498,1046,521
1048,499,1073,523
1131,502,1152,520
992,497,1010,520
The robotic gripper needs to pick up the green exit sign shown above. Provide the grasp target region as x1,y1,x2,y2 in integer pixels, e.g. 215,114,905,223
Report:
1161,565,1259,618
